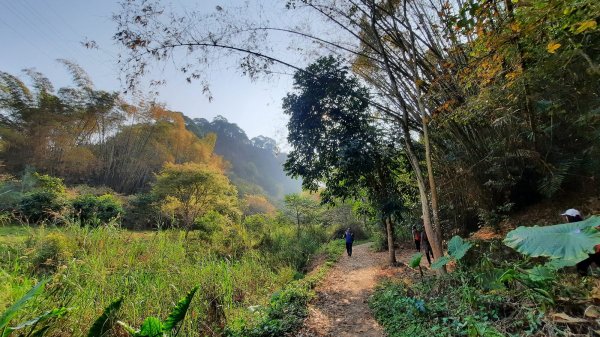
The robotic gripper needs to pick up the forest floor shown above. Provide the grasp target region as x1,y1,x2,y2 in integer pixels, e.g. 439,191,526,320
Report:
298,242,430,337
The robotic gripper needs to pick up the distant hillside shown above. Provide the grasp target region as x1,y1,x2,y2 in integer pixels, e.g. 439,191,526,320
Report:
184,115,301,200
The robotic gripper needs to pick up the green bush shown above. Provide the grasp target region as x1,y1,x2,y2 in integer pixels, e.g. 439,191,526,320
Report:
72,194,123,226
371,230,387,252
123,193,161,229
19,190,68,223
17,173,69,224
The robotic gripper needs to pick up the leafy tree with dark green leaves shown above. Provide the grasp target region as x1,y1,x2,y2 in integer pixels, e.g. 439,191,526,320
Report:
283,56,408,265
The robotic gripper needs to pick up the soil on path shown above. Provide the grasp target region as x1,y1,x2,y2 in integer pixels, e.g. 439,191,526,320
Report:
298,243,427,337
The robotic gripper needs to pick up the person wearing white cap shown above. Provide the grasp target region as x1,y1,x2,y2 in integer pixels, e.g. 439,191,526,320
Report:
561,208,583,222
561,208,600,275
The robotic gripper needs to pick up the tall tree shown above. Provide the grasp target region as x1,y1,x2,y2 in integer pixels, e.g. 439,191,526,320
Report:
283,56,408,265
283,193,321,238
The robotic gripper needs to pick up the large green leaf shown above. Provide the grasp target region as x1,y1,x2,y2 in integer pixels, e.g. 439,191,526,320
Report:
0,280,47,330
136,317,163,337
162,286,198,331
431,256,452,270
87,297,123,337
409,253,423,269
3,307,70,337
504,215,600,261
447,236,473,260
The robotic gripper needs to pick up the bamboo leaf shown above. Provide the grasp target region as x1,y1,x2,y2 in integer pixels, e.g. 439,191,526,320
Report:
573,20,597,34
547,42,561,53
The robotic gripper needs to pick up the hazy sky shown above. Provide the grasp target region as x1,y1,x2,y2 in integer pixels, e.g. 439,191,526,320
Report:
0,0,303,144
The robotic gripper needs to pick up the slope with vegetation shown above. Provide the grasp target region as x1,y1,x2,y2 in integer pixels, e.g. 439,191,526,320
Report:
0,61,369,337
185,115,301,200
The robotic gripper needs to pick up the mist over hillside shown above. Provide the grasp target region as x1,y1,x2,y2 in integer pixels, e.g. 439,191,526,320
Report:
184,115,301,200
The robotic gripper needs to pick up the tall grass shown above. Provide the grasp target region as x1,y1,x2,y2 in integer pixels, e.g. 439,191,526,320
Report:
0,222,331,336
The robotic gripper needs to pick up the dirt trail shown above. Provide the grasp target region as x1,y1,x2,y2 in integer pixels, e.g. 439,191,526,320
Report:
298,243,424,337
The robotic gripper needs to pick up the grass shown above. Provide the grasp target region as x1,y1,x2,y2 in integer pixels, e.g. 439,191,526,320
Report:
226,239,345,337
0,224,340,336
0,224,31,244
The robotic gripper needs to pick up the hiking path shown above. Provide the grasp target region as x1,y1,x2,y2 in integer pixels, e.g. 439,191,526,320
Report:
298,242,427,337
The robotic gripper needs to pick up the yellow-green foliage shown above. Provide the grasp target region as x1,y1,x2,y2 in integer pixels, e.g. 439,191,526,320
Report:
0,226,297,336
28,231,76,273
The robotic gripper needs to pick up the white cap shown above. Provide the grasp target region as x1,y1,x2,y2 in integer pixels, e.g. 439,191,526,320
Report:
561,209,581,217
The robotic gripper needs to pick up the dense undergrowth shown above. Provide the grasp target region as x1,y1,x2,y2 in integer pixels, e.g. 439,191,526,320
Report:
370,240,600,336
0,223,344,336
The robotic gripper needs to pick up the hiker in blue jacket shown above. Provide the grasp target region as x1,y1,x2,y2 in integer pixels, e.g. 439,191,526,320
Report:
344,228,355,257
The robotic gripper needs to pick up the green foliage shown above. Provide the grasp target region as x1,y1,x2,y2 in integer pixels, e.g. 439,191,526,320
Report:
118,286,198,337
29,232,75,273
447,236,474,260
226,240,343,337
152,162,239,230
72,194,124,226
27,173,66,196
87,297,123,337
0,281,46,330
0,280,71,337
369,282,436,337
431,236,473,270
163,287,198,330
18,191,68,223
431,256,452,270
2,307,70,337
409,253,423,269
0,220,338,335
504,216,600,265
123,193,160,229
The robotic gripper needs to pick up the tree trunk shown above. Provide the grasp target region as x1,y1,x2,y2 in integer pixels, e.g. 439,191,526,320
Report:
384,216,397,265
422,119,444,261
368,6,444,269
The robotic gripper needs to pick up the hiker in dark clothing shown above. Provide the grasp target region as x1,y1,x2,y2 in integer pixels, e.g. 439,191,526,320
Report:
563,208,600,276
344,228,355,257
412,225,421,252
420,229,432,266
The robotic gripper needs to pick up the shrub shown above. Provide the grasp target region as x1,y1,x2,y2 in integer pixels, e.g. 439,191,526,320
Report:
123,193,162,230
371,230,387,252
72,194,123,226
17,173,69,224
19,191,68,223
